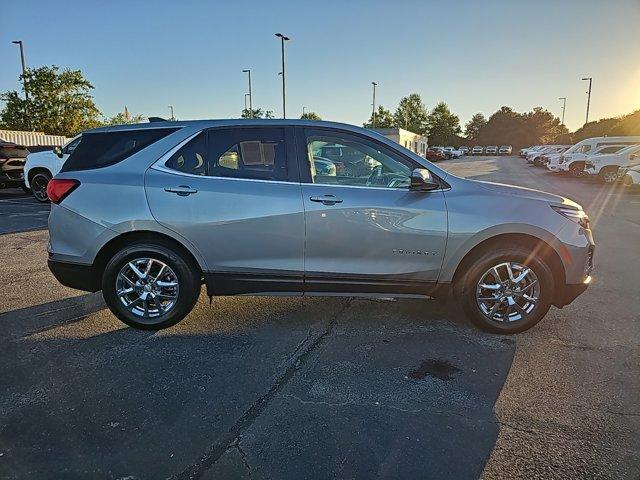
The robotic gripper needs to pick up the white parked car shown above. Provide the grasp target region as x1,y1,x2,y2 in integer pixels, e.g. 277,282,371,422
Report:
485,146,498,155
459,146,469,155
584,144,640,183
499,145,512,155
620,164,640,187
527,145,568,165
444,147,463,158
557,136,640,176
520,146,543,158
471,146,484,155
24,136,81,202
545,151,571,172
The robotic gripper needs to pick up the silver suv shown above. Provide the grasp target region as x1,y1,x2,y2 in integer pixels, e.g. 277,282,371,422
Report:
46,120,594,333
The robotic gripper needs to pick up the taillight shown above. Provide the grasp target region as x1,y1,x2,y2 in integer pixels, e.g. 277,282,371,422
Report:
47,179,80,204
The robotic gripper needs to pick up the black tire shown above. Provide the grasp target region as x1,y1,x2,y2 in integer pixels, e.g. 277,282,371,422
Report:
598,166,619,184
457,246,554,334
569,162,585,177
101,242,201,330
31,171,52,202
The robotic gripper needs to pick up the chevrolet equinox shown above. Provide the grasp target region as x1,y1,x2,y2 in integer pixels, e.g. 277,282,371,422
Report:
46,120,594,333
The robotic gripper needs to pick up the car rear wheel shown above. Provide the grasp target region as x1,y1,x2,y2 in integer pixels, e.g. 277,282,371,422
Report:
31,172,52,202
457,247,554,334
102,243,201,330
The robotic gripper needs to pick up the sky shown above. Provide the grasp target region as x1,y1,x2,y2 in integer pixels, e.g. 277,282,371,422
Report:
1,0,639,132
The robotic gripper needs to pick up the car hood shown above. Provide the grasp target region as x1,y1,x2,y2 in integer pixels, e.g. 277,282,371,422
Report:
26,150,55,163
472,179,581,209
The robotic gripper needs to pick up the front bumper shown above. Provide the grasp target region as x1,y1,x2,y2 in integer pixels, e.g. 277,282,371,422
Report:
554,278,591,308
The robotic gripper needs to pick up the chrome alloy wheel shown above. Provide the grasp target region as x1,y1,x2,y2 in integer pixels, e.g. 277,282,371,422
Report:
476,262,540,322
116,258,179,320
602,170,618,183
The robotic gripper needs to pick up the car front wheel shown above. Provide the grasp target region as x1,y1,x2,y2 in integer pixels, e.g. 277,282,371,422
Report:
598,167,619,184
102,242,201,330
458,247,554,333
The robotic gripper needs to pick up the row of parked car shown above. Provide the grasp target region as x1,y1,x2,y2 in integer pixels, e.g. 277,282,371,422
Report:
422,145,514,162
520,135,640,186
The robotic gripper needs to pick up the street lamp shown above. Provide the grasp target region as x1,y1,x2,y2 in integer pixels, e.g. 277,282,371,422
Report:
582,77,592,125
371,82,378,128
275,33,290,119
244,94,251,112
558,97,567,126
11,40,28,100
302,106,307,116
242,69,252,117
168,105,175,121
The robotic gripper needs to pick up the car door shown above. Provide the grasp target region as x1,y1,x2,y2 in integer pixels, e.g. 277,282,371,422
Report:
145,126,305,295
297,128,448,296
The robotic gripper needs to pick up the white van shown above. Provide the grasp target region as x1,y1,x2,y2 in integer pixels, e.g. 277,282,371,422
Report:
584,144,640,183
558,136,640,176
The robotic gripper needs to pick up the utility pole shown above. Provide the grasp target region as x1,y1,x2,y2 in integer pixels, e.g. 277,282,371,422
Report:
242,69,252,117
371,82,378,128
168,105,175,121
558,97,566,126
582,77,592,125
11,40,29,100
244,94,250,112
275,33,290,118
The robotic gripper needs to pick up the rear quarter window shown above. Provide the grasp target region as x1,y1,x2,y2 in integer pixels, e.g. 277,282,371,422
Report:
61,128,178,172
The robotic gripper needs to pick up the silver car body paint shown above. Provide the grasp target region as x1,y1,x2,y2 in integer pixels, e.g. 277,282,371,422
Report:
47,119,593,299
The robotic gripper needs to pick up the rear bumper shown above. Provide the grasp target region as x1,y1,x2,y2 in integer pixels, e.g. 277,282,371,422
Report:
48,259,100,292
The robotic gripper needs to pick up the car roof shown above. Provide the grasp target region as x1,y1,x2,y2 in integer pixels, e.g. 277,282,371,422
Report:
86,119,373,135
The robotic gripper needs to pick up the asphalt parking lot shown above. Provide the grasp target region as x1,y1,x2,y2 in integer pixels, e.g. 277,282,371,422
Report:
1,157,638,479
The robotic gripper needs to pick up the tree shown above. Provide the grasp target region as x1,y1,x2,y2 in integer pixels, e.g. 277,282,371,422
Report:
427,101,461,146
464,113,487,140
364,105,395,129
241,108,275,119
393,93,429,134
0,65,102,136
301,111,321,120
103,107,146,125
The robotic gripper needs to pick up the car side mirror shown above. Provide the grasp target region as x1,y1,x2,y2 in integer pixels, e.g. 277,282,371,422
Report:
53,146,63,158
410,168,440,191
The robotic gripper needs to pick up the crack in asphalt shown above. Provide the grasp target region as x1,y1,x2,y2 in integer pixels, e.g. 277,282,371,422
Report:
228,438,252,479
172,299,353,480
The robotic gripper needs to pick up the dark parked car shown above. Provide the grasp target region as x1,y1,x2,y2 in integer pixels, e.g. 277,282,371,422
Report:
0,141,30,192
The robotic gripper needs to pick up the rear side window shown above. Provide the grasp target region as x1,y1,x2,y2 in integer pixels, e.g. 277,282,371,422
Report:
61,128,178,172
165,133,207,175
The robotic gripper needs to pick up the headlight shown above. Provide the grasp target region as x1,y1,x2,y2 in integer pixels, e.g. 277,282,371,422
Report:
551,205,590,229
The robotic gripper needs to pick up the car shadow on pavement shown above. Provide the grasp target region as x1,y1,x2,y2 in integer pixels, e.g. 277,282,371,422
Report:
0,294,515,480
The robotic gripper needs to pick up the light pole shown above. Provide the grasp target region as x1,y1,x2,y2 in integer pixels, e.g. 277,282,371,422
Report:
242,69,252,117
371,82,378,128
11,40,28,100
275,33,290,118
244,94,251,112
302,106,307,116
168,105,175,121
558,97,566,126
582,77,592,125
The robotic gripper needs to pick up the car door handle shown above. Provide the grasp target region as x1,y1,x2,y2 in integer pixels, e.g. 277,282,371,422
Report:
164,185,198,196
310,195,343,205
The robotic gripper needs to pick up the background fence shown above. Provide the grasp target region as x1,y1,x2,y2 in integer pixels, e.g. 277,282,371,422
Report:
0,130,70,147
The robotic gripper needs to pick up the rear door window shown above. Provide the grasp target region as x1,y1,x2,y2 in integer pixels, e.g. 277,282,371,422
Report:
61,128,178,172
206,127,288,181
